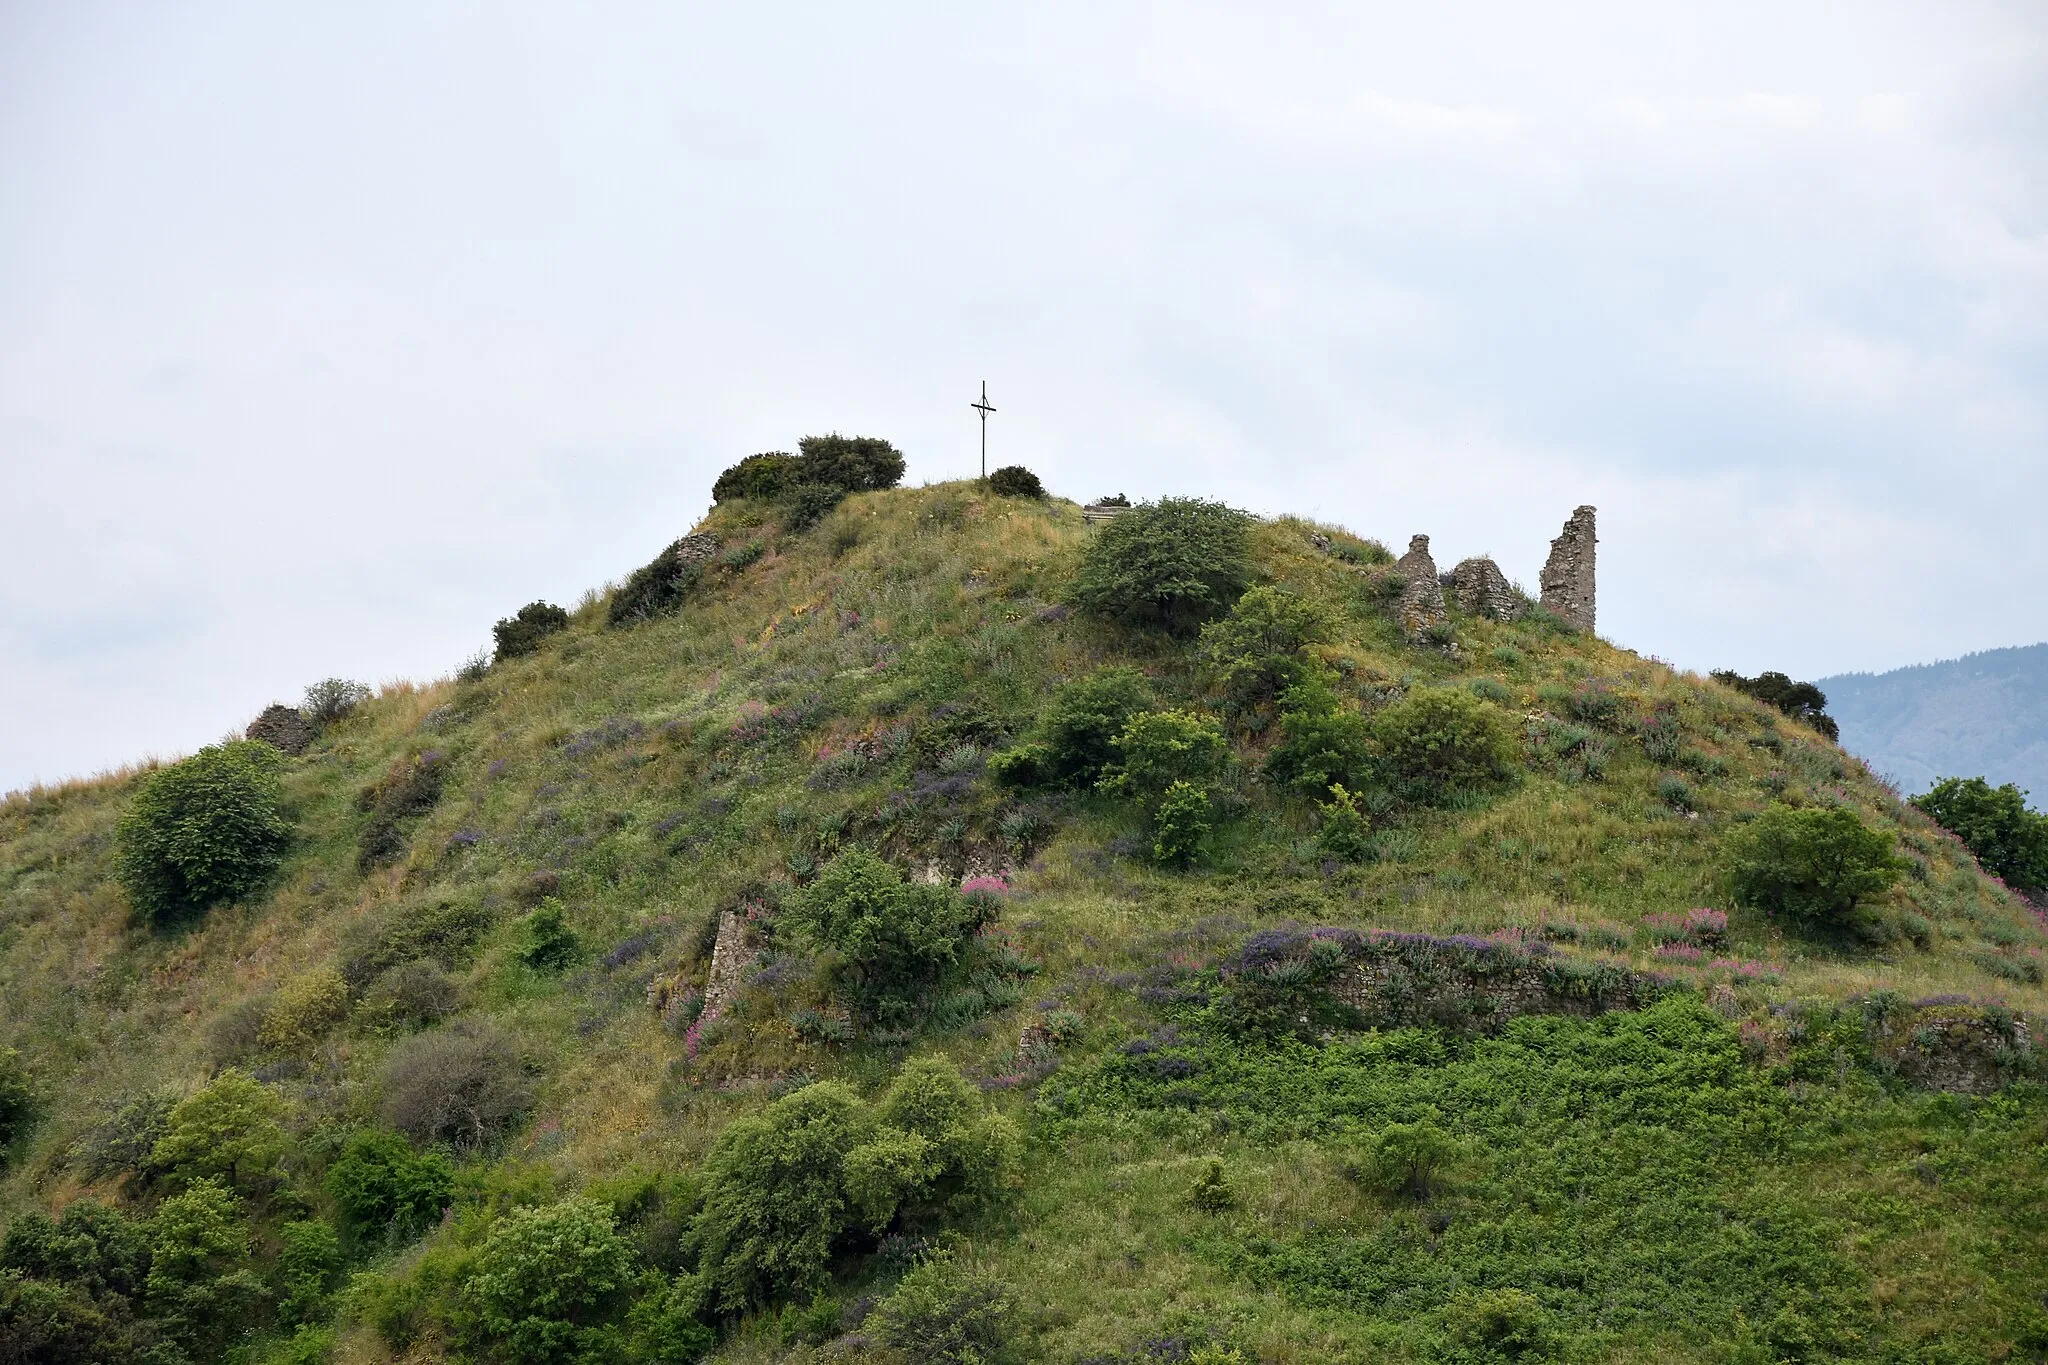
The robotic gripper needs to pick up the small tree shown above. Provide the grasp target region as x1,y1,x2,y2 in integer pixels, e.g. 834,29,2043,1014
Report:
117,741,291,927
1264,673,1375,797
1727,803,1902,929
301,678,371,728
1912,776,2048,898
1100,710,1231,807
275,1219,342,1327
871,1256,1020,1365
145,1178,266,1357
1369,687,1518,806
148,1072,288,1193
463,1197,638,1364
1711,669,1839,741
985,466,1044,498
492,602,570,661
1316,785,1374,863
1353,1121,1463,1200
1196,586,1329,718
1070,497,1255,634
783,851,984,1019
520,899,584,972
1152,781,1214,868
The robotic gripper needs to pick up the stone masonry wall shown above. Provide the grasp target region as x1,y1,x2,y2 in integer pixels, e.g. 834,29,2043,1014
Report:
1539,505,1597,633
1449,556,1524,622
1394,534,1449,644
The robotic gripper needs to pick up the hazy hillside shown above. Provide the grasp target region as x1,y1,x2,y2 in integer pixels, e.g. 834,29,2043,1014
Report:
1821,644,2048,809
2,478,2044,1364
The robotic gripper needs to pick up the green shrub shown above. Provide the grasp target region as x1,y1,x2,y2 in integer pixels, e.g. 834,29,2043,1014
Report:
624,1274,716,1363
1370,687,1519,806
987,742,1050,788
985,465,1044,498
1265,674,1375,796
871,1256,1019,1365
146,1178,266,1358
326,1129,455,1240
1039,666,1153,788
0,1049,38,1157
609,538,706,626
339,893,496,992
1656,774,1695,814
1912,776,2048,898
520,899,584,973
870,1057,1021,1227
783,851,988,1020
301,678,371,728
1316,785,1374,863
1711,669,1839,741
257,968,351,1055
1151,781,1214,868
1727,804,1903,930
1197,586,1329,718
1070,497,1255,634
73,1090,174,1180
796,433,906,491
275,1220,341,1327
378,1020,534,1149
1189,1158,1236,1211
1445,1287,1553,1359
149,1072,288,1193
355,750,447,874
781,482,846,531
463,1197,638,1364
1100,710,1230,807
116,741,291,927
1352,1121,1463,1200
359,960,460,1032
712,451,799,502
492,602,570,661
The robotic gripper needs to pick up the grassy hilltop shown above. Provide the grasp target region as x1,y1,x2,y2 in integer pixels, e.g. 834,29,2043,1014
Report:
3,470,2046,1364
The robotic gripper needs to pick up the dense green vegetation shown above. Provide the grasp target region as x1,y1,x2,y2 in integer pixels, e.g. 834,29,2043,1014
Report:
2,471,2045,1363
1914,775,2048,900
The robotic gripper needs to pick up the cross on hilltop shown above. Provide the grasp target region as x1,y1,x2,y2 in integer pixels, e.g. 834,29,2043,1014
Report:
971,381,996,479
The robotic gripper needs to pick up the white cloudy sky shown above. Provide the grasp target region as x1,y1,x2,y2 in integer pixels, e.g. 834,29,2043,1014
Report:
3,2,2043,792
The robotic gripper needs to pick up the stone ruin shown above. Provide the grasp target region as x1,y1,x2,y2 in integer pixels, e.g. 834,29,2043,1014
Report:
1393,535,1448,644
1539,505,1596,633
245,704,315,755
673,532,722,573
1449,556,1524,623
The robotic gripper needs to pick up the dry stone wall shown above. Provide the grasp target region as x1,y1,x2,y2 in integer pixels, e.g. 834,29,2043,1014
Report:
1539,505,1597,632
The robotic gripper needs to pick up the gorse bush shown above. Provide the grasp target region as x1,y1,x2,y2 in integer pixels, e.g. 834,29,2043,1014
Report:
1711,669,1840,741
463,1197,638,1364
690,1059,1018,1312
378,1020,533,1149
1912,775,2048,898
1370,687,1519,806
1070,496,1255,634
1197,586,1329,719
326,1128,455,1241
116,741,290,927
1727,803,1902,929
985,465,1044,499
783,851,991,1021
492,601,570,661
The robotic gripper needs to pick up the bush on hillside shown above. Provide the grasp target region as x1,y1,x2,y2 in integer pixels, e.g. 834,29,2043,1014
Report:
1316,785,1374,863
519,898,585,972
1912,776,2048,898
1038,667,1155,789
255,968,351,1055
608,537,706,626
145,1178,267,1360
359,960,461,1032
690,1061,1018,1313
782,481,847,531
1197,586,1330,718
0,1049,38,1159
795,433,906,492
712,451,800,503
1351,1122,1464,1200
275,1219,342,1327
462,1197,639,1364
148,1072,288,1194
326,1129,455,1241
116,741,291,927
1264,673,1376,797
302,678,371,729
492,601,570,662
1711,669,1840,741
1370,687,1519,806
985,466,1044,499
339,894,497,992
783,851,991,1021
378,1020,534,1149
1100,710,1231,807
73,1090,175,1181
870,1256,1020,1365
1069,497,1255,634
356,750,448,874
1727,804,1902,930
1151,780,1214,868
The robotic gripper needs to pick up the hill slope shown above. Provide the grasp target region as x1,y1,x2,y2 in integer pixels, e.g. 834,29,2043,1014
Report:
2,483,2046,1364
1820,643,2048,809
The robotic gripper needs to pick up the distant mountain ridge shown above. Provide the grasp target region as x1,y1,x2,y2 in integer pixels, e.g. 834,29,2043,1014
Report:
1820,643,2048,809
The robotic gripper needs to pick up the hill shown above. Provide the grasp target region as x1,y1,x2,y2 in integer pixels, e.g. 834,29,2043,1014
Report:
2,478,2045,1364
1820,644,2048,810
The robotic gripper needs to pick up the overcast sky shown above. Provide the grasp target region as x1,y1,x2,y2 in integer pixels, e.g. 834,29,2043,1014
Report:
3,2,2043,793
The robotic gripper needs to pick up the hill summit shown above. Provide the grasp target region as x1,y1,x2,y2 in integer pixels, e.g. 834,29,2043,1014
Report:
2,471,2045,1364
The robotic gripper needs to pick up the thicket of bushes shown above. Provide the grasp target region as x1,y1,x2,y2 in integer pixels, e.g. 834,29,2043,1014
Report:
1913,775,2048,899
710,435,907,534
1711,668,1839,740
116,741,291,928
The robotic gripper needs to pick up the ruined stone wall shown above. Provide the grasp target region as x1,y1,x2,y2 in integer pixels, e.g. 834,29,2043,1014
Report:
1539,505,1597,632
1450,556,1524,622
1394,534,1448,644
246,704,315,755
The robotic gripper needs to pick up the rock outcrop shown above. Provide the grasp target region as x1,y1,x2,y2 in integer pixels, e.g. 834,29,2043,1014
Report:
1394,535,1449,644
1539,506,1597,632
1449,556,1524,622
245,704,315,755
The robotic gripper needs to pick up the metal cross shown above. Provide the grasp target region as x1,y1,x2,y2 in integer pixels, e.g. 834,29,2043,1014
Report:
970,380,996,479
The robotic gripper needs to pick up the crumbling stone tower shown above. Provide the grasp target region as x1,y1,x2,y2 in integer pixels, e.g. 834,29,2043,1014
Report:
1395,534,1449,643
1539,505,1596,633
